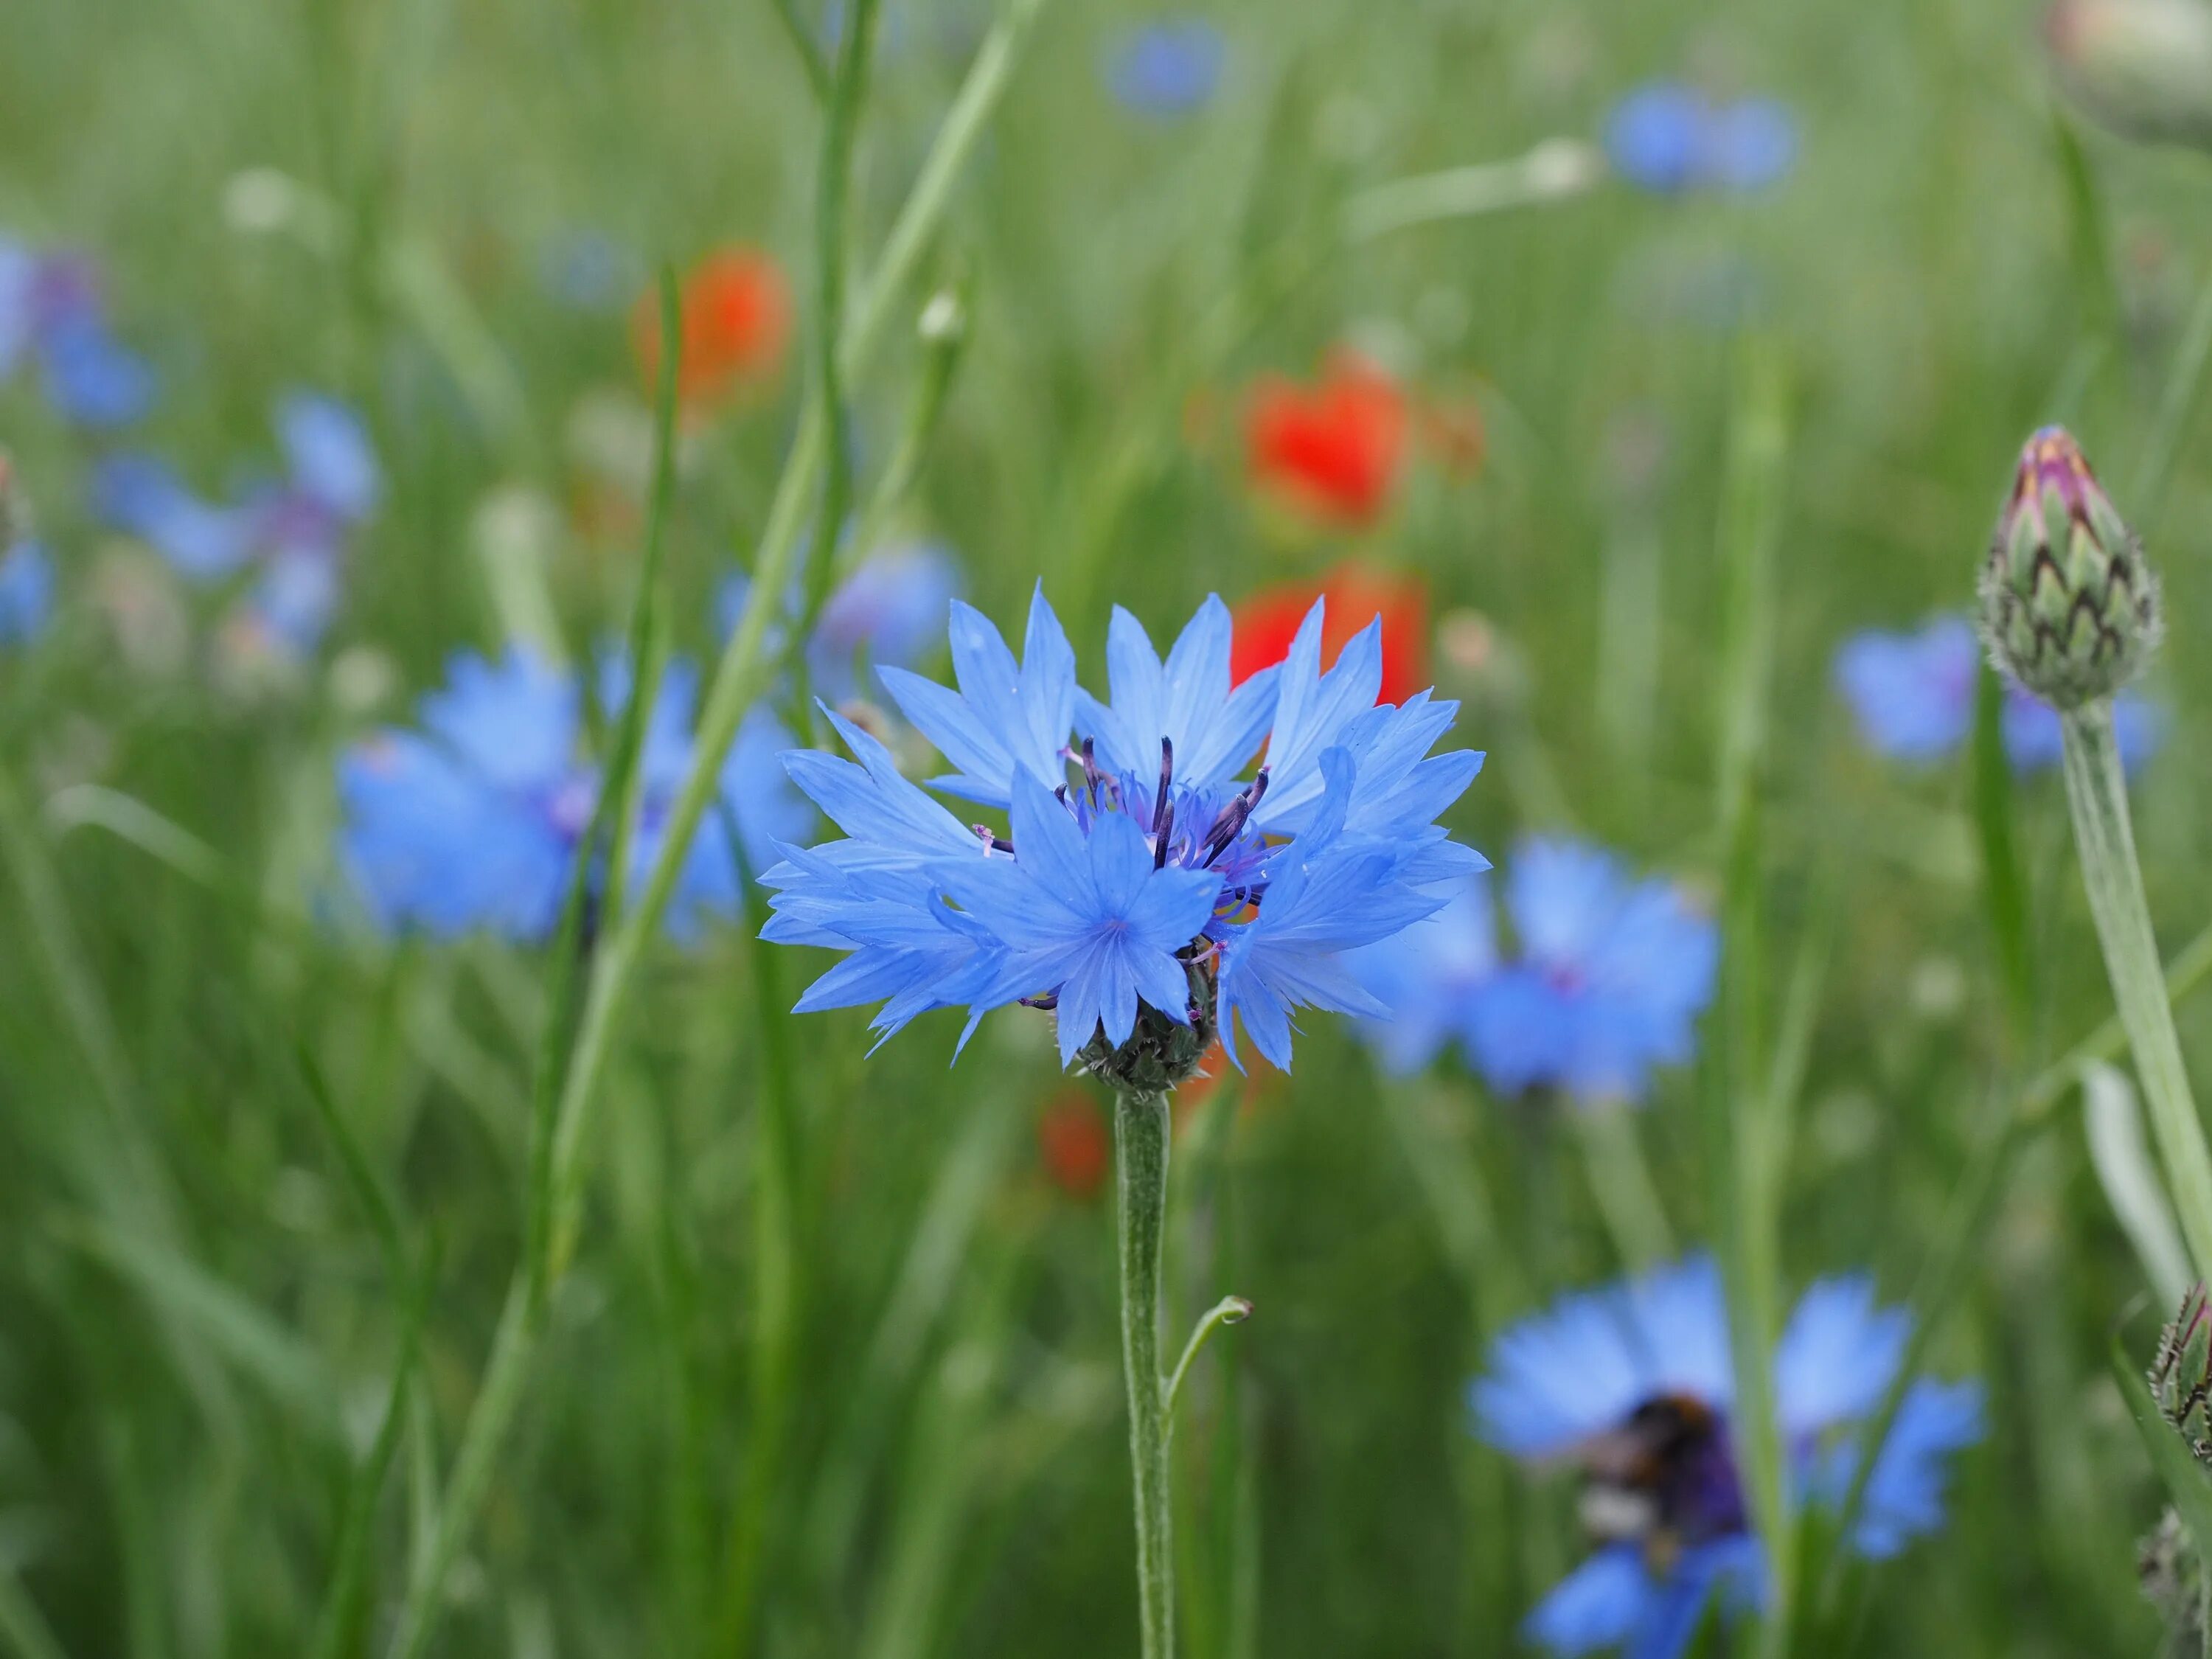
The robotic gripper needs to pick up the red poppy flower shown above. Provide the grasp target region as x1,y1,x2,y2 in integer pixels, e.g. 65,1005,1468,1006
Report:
1244,351,1409,529
633,246,792,411
1229,562,1431,708
1037,1092,1111,1202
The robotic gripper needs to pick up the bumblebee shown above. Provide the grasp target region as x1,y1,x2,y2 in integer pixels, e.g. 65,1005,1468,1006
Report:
1570,1392,1745,1571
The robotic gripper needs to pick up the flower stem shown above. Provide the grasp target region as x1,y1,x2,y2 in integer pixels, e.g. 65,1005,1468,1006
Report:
2060,701,2212,1286
1115,1091,1175,1659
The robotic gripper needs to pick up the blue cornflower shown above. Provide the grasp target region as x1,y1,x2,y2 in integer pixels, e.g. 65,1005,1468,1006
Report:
763,586,1485,1077
1834,615,2161,776
1604,83,1798,195
94,391,379,655
0,243,155,428
1104,18,1227,117
1476,1256,1983,1658
0,541,54,646
1366,838,1713,1105
338,648,810,941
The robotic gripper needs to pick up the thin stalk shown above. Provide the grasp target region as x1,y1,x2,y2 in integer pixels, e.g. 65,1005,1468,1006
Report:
2059,702,2212,1284
1116,1093,1176,1659
1165,1298,1251,1420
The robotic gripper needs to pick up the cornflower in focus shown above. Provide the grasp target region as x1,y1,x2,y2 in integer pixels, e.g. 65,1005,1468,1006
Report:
1354,838,1717,1105
1604,83,1798,194
93,392,380,658
633,246,792,415
1834,615,2162,774
1231,563,1429,709
1103,18,1227,116
759,586,1484,1081
1477,1256,1983,1658
338,649,810,940
1245,352,1410,530
0,239,155,428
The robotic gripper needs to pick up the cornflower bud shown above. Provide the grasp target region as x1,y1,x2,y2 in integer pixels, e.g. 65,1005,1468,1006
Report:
1978,425,2160,709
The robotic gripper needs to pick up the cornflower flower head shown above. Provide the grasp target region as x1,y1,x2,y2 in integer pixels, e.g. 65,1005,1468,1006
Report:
1245,351,1411,530
338,647,809,942
0,241,155,428
1231,562,1430,708
1604,83,1798,195
1476,1256,1984,1658
1103,18,1228,117
760,585,1485,1086
633,246,792,415
1432,838,1718,1105
1834,614,2161,776
92,392,380,656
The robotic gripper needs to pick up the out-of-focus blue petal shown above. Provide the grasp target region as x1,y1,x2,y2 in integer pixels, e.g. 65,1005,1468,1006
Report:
1104,18,1226,117
1523,1547,1654,1656
807,543,962,701
1350,872,1495,1074
37,312,154,428
0,542,54,645
91,453,259,580
1773,1274,1907,1437
1606,83,1707,193
1474,1255,1731,1458
1826,1379,1985,1559
0,241,35,378
1834,619,1977,762
279,392,380,521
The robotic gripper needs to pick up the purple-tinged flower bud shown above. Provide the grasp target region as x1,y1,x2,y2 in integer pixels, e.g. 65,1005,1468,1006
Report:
1978,426,2160,710
2048,0,2212,150
2150,1283,2212,1466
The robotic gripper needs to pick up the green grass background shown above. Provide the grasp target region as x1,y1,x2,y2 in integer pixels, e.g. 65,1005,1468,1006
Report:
4,0,2212,1653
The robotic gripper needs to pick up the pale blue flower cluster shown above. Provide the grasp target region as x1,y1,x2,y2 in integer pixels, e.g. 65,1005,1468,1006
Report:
762,586,1484,1070
1354,838,1717,1105
0,239,156,428
717,541,964,702
94,392,379,655
1477,1256,1983,1658
1834,615,2160,775
1605,83,1798,195
338,648,809,941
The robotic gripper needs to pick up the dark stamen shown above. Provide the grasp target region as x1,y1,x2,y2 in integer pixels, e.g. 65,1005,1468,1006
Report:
1150,738,1175,844
1202,765,1270,867
971,824,1015,855
1154,799,1175,869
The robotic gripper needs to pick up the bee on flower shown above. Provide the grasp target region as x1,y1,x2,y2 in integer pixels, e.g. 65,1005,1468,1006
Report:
1478,1256,1983,1657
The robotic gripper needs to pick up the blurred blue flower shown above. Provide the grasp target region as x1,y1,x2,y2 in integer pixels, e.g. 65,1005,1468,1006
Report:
1604,82,1798,195
1834,616,2161,776
94,392,380,654
338,647,810,941
0,242,154,428
1475,1256,1983,1658
1470,838,1716,1104
1104,18,1226,117
1347,872,1497,1075
763,586,1486,1069
0,542,55,645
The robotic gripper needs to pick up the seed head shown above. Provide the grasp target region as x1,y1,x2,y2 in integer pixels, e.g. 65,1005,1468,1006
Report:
1978,426,2160,710
2150,1283,2212,1466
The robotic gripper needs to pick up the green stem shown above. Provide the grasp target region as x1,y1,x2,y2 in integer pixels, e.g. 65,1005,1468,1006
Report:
2060,703,2212,1284
1116,1093,1175,1659
1571,1103,1674,1270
